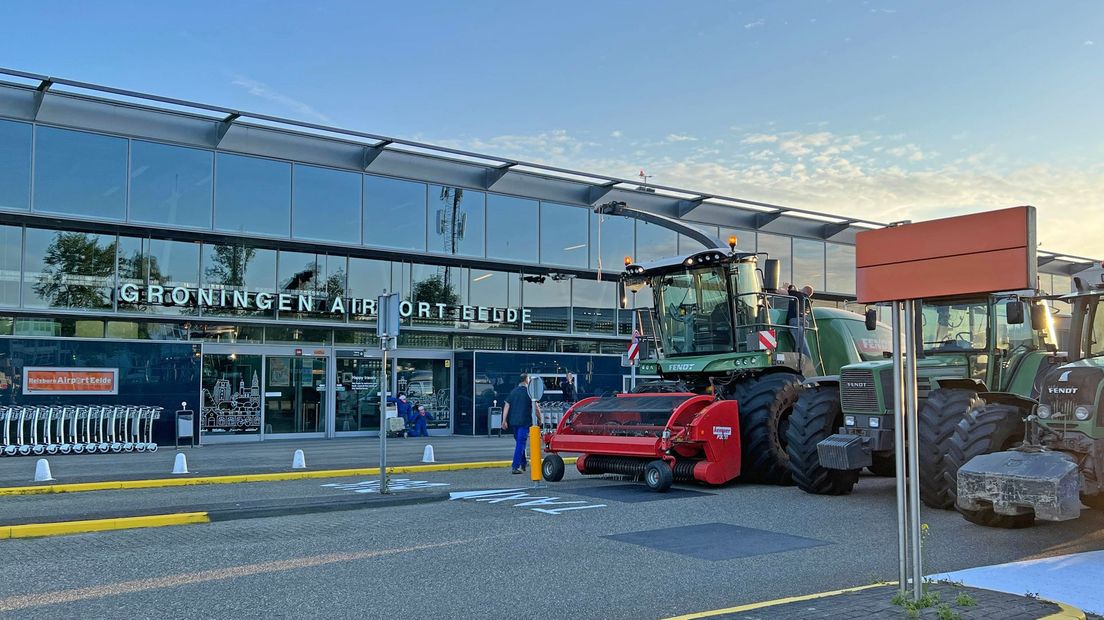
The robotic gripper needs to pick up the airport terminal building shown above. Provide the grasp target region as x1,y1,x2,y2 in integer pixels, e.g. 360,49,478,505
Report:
0,68,1091,443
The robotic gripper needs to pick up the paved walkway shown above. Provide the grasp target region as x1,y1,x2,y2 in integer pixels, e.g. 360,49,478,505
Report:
676,583,1080,620
0,435,515,486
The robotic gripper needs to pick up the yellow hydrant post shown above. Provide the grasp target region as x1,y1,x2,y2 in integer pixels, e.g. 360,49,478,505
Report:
529,425,542,486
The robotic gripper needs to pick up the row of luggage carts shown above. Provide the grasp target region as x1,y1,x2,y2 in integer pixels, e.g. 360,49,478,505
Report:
1,405,162,456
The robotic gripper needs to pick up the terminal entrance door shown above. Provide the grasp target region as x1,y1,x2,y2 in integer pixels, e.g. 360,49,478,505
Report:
264,355,326,436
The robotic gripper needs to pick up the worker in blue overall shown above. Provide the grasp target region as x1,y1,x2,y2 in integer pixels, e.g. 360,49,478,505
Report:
501,373,541,474
409,405,432,437
387,394,413,436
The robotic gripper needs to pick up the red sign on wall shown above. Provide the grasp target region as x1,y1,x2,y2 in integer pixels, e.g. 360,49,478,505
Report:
23,367,119,395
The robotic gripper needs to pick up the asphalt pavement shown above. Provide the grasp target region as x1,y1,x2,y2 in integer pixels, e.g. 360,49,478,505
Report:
1,468,1102,619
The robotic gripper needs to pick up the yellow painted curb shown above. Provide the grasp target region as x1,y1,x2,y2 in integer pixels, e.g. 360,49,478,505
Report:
0,512,209,539
0,457,577,496
664,582,894,619
1040,600,1087,620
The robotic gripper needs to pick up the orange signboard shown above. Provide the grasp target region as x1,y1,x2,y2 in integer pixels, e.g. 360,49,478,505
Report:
856,206,1036,303
23,367,119,395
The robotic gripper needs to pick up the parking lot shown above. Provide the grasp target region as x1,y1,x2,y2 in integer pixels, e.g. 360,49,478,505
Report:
2,465,1102,619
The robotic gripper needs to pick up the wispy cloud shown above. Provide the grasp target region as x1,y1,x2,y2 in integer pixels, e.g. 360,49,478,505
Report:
742,133,778,144
610,130,623,138
230,76,333,124
665,133,697,143
1086,40,1095,46
744,18,765,30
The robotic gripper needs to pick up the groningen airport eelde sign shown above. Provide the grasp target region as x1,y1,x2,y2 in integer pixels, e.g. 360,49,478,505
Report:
117,283,534,325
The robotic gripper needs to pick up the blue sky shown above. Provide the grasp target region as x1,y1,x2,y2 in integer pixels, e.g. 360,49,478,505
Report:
1,1,1101,255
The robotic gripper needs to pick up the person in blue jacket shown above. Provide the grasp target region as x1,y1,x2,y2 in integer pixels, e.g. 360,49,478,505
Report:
409,405,432,437
386,393,413,436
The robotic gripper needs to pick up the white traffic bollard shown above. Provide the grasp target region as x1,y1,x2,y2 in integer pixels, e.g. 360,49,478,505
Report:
292,449,307,469
34,458,55,482
422,444,435,463
172,452,189,475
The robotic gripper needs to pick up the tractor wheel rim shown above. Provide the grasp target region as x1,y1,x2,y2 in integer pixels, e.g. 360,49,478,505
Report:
647,469,659,485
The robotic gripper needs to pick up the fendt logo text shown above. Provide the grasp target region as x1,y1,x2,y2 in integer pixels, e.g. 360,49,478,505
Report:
1048,387,1078,394
845,382,871,389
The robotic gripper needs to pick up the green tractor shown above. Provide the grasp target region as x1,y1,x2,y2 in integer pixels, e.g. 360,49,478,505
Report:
625,247,894,485
787,293,1059,500
951,266,1104,527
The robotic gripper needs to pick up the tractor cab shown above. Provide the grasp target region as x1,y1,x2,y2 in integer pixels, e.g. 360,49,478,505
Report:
624,249,819,376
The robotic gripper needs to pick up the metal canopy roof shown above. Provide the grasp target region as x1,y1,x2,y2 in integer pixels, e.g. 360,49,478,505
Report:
0,66,1094,276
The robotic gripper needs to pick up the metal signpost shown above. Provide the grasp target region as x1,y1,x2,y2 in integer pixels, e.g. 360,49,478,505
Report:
856,206,1036,602
377,292,400,494
527,376,545,488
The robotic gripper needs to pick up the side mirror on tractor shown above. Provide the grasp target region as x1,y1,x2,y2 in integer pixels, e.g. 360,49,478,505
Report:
762,259,781,292
1030,303,1048,331
1005,300,1025,325
617,280,628,310
865,308,878,331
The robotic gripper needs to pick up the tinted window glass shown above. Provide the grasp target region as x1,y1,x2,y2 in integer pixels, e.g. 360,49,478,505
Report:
0,225,21,306
720,227,755,253
411,264,464,327
23,228,117,309
277,250,347,321
793,238,825,292
293,165,361,244
572,278,616,334
524,276,570,332
589,212,634,273
0,120,31,211
364,175,427,251
215,153,291,237
757,233,792,285
34,127,127,220
469,269,520,330
635,221,679,263
677,224,720,254
540,202,588,268
347,257,391,322
129,140,213,228
428,185,485,257
201,243,277,318
486,194,538,262
825,243,856,295
145,239,201,315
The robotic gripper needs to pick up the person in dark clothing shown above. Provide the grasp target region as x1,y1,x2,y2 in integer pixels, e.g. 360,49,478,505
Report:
785,284,814,358
501,373,541,474
408,404,432,437
561,373,577,404
386,393,413,436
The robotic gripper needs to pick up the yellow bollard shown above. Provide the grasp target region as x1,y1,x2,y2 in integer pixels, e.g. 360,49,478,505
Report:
529,425,541,483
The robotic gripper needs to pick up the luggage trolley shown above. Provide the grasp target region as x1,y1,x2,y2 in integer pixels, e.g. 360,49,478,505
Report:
16,406,32,455
140,406,160,452
74,405,91,454
94,405,111,453
42,405,60,455
57,406,76,454
121,405,139,452
106,405,123,453
1,406,14,456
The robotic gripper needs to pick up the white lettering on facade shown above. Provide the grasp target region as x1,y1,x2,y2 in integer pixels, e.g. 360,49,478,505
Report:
436,303,447,319
232,291,249,308
462,305,475,321
493,308,505,322
198,288,214,306
148,285,164,305
330,297,345,314
522,308,532,325
256,292,274,310
119,283,139,303
171,287,190,305
299,296,313,312
399,300,413,318
507,308,518,323
417,302,431,318
477,307,489,322
278,294,293,312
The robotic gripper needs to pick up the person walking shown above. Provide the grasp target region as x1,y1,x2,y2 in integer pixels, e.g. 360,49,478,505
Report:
785,284,814,359
561,372,577,404
501,373,541,474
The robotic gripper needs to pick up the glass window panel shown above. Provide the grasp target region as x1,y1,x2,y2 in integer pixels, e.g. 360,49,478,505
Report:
428,185,485,257
0,225,21,306
34,126,127,220
677,224,721,254
468,269,521,330
276,251,347,321
793,238,826,292
129,140,213,228
757,233,792,286
572,278,616,335
116,235,145,308
363,175,427,251
634,220,679,264
23,229,117,310
0,120,31,211
347,257,391,322
589,212,634,273
214,153,291,237
201,242,277,318
825,243,856,295
720,227,755,253
523,276,570,332
293,164,361,244
540,202,588,268
486,194,538,262
411,263,464,327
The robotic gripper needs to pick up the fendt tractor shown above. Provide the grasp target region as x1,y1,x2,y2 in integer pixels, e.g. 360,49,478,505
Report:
538,200,896,490
787,292,1060,503
951,265,1104,527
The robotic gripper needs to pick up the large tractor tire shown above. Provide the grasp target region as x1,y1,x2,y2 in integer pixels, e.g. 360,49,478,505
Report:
918,388,983,509
947,403,1031,528
786,385,858,495
733,372,802,485
867,454,896,477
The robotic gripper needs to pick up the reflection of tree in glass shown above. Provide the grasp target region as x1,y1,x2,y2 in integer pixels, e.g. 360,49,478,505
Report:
324,267,346,299
116,246,164,311
33,232,117,308
205,245,255,287
413,274,459,307
281,258,319,292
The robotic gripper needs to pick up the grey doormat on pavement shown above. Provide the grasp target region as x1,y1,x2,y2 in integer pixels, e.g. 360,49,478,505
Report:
605,522,829,561
565,484,713,503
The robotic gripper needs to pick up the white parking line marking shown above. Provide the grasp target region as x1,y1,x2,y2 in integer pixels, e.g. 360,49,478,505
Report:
322,479,451,493
448,488,606,515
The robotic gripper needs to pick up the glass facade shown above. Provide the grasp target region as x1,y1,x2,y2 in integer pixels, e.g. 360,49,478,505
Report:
0,225,20,306
293,164,361,244
34,126,128,220
364,175,426,251
130,140,214,229
793,238,826,292
215,153,292,237
826,243,856,295
0,119,31,211
757,233,792,285
590,212,634,272
486,194,538,263
540,202,588,268
428,185,484,257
